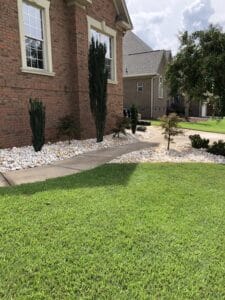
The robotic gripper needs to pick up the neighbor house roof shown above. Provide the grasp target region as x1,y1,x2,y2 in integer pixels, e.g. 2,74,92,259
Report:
123,31,153,55
123,31,172,77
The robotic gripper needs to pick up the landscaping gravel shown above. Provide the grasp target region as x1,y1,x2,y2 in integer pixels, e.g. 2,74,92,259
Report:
109,126,225,164
109,146,225,164
1,126,225,173
0,134,137,172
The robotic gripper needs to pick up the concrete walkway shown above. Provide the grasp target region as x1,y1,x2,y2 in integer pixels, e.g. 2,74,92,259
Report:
0,141,155,187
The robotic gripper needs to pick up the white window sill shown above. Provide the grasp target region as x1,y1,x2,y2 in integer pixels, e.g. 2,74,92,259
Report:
108,79,118,85
21,68,55,77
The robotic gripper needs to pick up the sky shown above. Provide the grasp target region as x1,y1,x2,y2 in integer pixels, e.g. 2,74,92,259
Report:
126,0,225,54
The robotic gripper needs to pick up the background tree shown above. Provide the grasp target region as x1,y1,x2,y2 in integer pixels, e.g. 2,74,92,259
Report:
88,38,108,143
166,25,225,117
160,113,183,150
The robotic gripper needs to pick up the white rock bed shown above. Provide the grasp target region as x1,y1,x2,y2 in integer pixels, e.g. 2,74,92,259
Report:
109,126,225,165
0,134,137,172
109,145,225,164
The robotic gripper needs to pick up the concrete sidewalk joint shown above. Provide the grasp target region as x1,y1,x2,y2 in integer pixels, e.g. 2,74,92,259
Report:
1,142,155,186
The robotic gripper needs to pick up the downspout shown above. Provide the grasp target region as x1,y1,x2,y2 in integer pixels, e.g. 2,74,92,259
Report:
151,77,154,119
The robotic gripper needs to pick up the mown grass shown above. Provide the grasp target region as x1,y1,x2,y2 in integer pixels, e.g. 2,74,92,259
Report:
151,118,225,134
0,163,225,299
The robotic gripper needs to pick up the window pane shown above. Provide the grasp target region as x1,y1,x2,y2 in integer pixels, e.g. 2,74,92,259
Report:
25,37,44,69
23,2,43,40
91,28,113,80
106,58,112,80
91,29,100,42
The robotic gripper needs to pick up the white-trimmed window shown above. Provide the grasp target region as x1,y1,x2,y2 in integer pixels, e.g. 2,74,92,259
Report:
87,16,117,84
17,0,54,76
158,76,164,98
137,82,144,92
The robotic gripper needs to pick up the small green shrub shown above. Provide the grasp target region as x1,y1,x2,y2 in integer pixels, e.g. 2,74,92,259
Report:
130,105,138,134
138,120,151,126
113,116,130,138
29,98,45,152
207,140,225,156
137,126,147,132
57,115,77,144
189,134,209,149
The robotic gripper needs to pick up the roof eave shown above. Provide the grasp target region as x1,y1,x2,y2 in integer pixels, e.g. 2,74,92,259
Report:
113,0,133,31
123,73,159,78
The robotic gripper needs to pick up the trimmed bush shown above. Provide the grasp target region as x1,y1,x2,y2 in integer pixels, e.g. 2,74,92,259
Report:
207,140,225,156
57,115,77,144
137,126,147,132
189,134,209,149
130,105,138,134
137,120,151,126
29,99,45,152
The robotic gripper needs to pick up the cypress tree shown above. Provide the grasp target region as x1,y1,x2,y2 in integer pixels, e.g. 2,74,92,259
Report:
29,98,46,152
88,38,108,143
130,104,138,134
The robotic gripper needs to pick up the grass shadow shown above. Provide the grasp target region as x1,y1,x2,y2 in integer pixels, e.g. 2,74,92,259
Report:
0,164,138,196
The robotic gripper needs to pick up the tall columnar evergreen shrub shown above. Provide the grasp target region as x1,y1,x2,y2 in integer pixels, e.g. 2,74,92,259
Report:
130,104,138,134
88,38,108,143
29,99,46,152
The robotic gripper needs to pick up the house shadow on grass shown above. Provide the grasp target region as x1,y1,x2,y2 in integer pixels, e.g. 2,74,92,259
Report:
0,164,139,196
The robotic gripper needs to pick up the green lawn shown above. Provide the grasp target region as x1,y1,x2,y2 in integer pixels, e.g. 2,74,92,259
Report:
0,163,225,299
151,118,225,134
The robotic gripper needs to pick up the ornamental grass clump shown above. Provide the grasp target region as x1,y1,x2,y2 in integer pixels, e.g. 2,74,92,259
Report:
57,115,77,144
29,98,45,152
112,116,130,138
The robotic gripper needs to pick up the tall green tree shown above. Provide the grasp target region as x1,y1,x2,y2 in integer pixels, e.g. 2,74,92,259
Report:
88,38,108,143
166,25,225,116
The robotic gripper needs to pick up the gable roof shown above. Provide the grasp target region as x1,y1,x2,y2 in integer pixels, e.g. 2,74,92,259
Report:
123,31,172,77
123,31,153,55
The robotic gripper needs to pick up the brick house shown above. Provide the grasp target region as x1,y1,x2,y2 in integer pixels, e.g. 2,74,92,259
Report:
0,0,132,148
123,31,172,119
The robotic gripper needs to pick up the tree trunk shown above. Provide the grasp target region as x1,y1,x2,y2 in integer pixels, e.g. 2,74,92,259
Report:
167,135,170,150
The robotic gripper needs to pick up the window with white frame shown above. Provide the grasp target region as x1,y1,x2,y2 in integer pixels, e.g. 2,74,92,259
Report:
23,2,44,69
87,16,117,83
91,29,113,80
158,76,164,98
137,82,144,92
17,0,54,75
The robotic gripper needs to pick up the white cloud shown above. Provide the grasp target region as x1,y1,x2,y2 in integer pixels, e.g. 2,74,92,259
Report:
126,0,225,54
182,0,215,32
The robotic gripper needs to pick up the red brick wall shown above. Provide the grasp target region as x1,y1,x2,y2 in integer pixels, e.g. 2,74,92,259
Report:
0,0,124,148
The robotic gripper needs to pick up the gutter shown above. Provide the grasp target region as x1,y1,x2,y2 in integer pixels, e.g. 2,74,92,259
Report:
123,73,159,78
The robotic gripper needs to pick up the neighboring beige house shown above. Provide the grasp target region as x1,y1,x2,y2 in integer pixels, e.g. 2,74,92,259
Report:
123,31,172,119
